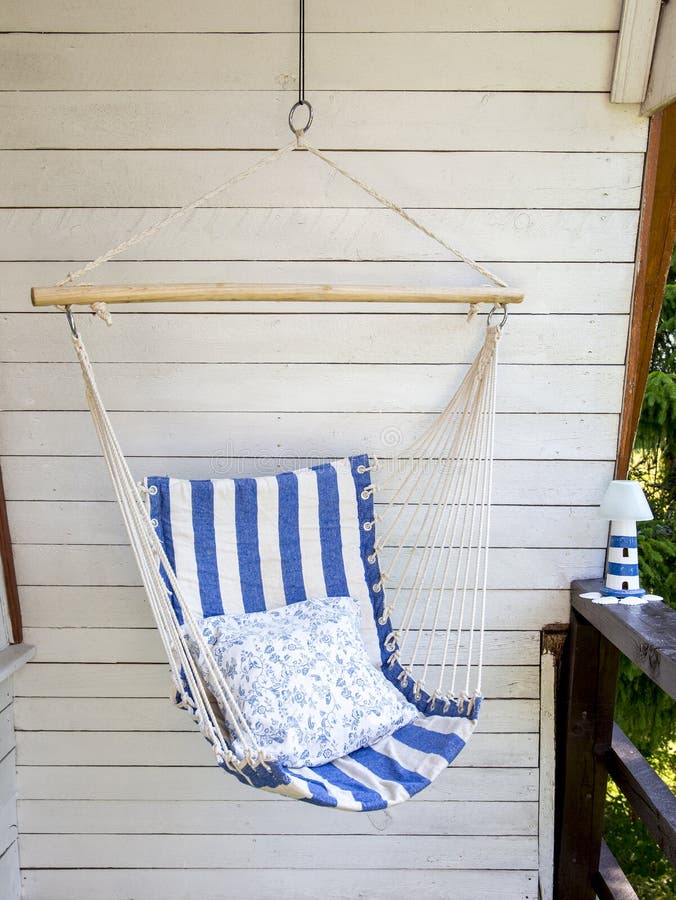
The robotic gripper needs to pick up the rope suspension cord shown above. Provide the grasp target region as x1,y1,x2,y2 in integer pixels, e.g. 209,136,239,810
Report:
55,141,299,290
296,140,509,289
367,326,500,710
36,135,514,305
65,315,267,772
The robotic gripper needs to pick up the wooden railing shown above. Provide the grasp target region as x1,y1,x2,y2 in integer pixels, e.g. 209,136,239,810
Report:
556,579,676,899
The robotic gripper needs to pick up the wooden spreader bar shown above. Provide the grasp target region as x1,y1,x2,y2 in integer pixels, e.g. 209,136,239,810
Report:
31,283,524,308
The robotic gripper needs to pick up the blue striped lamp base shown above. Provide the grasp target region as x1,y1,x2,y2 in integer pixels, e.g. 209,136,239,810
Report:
600,584,646,598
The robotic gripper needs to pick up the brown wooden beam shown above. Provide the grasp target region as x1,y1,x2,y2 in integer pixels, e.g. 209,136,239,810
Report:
555,585,622,899
617,102,676,476
593,841,639,900
606,724,676,867
571,580,676,699
0,465,22,643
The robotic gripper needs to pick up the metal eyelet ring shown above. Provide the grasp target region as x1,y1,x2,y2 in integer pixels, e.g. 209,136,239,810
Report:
148,485,158,496
288,100,313,135
356,465,367,474
363,521,373,531
151,518,159,527
487,303,508,330
373,581,382,593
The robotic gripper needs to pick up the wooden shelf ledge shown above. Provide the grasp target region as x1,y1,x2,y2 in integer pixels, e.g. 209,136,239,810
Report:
571,579,676,699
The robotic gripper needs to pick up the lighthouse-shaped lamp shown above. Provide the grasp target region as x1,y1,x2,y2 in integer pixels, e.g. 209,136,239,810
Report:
598,480,654,602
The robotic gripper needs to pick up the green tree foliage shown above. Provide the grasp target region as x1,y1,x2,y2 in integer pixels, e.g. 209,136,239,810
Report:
633,247,676,613
604,247,676,899
604,782,674,900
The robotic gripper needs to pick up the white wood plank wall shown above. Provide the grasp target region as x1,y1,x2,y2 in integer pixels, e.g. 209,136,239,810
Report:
0,2,647,898
1,476,23,900
0,677,20,900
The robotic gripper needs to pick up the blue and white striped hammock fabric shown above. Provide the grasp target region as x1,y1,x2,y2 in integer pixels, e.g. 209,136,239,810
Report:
148,454,480,811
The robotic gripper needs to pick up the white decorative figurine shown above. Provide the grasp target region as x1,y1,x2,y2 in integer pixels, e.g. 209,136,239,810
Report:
582,480,663,606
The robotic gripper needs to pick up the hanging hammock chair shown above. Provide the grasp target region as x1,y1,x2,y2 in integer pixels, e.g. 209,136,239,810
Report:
33,123,520,811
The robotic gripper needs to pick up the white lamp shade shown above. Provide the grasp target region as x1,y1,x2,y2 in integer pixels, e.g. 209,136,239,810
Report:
599,480,653,521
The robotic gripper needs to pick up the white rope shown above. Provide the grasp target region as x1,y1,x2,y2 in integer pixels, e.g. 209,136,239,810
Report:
418,384,487,685
377,408,465,628
474,337,499,696
70,332,268,770
90,301,113,325
375,325,501,705
374,366,480,626
403,379,484,690
395,410,473,662
298,138,509,288
57,140,298,286
446,351,493,698
51,136,508,292
435,338,497,701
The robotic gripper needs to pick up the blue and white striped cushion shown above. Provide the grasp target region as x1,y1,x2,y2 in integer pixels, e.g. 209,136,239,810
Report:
147,454,481,810
148,454,382,666
231,713,476,811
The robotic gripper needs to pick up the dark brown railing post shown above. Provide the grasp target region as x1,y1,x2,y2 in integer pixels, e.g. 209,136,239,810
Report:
0,464,23,643
556,580,676,898
556,592,621,899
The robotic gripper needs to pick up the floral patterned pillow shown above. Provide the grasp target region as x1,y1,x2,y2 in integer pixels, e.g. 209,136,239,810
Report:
185,596,419,768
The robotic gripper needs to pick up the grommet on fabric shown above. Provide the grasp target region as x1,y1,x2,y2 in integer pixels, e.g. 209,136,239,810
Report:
379,604,393,624
148,484,158,495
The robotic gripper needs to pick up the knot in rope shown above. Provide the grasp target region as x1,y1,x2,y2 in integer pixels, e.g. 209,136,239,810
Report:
91,301,113,326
